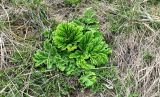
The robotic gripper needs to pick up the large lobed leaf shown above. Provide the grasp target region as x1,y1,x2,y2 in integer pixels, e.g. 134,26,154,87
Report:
79,71,97,87
53,22,83,51
33,40,57,69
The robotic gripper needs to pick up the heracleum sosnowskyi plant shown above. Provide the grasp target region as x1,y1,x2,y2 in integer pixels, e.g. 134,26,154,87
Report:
33,8,112,88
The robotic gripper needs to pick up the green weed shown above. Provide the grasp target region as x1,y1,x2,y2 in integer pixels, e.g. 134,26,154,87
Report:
33,8,112,88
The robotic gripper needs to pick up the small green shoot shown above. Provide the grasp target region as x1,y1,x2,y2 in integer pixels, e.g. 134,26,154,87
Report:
143,52,154,63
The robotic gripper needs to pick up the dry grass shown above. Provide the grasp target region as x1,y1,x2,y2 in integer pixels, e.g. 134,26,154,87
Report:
94,0,160,97
0,0,160,97
112,30,160,97
112,2,160,97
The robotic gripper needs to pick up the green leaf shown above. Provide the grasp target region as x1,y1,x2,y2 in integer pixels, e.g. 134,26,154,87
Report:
53,22,83,51
76,59,95,70
65,60,77,75
87,38,112,65
78,31,112,66
43,39,52,51
93,31,103,38
79,71,97,87
33,41,58,69
69,50,88,59
33,50,49,67
79,32,94,51
67,44,77,52
69,50,94,70
73,7,99,32
54,55,66,71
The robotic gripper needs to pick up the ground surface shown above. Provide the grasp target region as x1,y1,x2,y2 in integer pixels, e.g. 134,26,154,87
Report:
0,0,160,97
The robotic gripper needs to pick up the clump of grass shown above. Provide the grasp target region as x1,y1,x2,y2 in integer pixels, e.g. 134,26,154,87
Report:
106,0,143,34
143,52,154,63
64,0,81,5
106,0,160,34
